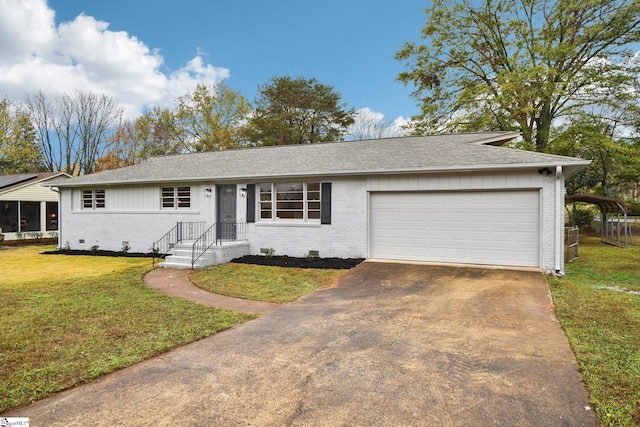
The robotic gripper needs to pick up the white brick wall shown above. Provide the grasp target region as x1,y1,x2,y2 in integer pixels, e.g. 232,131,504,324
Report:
59,183,216,253
246,178,368,258
59,171,563,271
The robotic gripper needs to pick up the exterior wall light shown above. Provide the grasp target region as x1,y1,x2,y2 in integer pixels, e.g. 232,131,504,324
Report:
240,187,247,198
205,188,213,197
538,167,552,176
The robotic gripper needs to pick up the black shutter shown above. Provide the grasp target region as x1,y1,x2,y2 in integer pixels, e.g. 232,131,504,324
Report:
246,184,256,223
321,182,331,224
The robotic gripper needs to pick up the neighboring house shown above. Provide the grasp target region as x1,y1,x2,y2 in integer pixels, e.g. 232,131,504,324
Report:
49,133,589,274
0,172,71,241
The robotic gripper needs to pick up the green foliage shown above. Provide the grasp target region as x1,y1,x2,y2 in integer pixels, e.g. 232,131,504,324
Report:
626,200,640,216
242,76,355,145
396,0,640,152
549,116,625,196
260,247,276,257
0,97,43,174
133,107,185,159
567,205,596,229
176,82,251,151
109,83,251,166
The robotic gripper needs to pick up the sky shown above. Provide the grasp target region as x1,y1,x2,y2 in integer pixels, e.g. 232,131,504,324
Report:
0,0,427,125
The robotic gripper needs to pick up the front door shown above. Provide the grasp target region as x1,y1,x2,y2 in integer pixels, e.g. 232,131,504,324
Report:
217,185,237,241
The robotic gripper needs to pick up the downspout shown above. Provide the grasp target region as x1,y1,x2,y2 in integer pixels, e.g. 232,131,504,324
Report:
555,166,564,276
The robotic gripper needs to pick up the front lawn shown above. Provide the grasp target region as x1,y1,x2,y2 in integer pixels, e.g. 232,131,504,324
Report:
549,236,640,426
189,262,347,304
0,245,253,413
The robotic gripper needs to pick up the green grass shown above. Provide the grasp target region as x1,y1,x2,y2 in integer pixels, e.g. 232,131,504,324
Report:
0,245,254,413
189,263,347,304
549,236,640,426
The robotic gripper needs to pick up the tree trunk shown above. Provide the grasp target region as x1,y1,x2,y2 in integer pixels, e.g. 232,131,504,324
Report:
535,103,552,153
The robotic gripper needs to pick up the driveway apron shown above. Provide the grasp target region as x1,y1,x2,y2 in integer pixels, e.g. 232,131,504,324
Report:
8,262,596,426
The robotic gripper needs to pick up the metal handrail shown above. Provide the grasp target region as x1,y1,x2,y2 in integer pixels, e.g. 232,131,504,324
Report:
191,222,246,268
152,221,206,265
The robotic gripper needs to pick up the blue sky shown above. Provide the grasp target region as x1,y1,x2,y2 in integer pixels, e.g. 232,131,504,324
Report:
1,0,427,124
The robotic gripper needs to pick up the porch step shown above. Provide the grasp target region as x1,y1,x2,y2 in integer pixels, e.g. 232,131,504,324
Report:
158,241,251,269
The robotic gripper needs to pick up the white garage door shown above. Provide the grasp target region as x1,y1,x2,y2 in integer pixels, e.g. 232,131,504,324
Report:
369,190,540,267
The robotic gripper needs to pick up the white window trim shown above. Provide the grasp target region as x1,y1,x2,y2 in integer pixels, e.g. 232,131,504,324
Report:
161,186,191,210
81,189,106,210
258,182,321,222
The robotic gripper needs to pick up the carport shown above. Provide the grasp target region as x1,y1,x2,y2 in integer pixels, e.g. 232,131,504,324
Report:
566,193,629,248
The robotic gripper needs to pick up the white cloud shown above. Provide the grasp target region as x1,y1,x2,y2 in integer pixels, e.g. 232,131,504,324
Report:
0,0,230,116
346,107,409,140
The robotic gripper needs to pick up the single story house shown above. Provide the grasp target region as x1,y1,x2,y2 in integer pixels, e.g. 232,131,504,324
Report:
0,172,70,241
48,133,589,274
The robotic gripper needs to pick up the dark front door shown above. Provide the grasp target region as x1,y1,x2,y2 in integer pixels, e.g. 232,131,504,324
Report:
217,185,237,241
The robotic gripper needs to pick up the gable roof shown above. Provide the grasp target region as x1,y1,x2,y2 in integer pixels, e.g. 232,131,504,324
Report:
50,133,590,187
0,172,70,195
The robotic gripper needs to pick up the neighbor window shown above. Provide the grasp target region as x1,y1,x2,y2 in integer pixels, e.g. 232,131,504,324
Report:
20,201,41,231
259,182,320,221
46,201,58,230
82,189,106,210
161,186,191,209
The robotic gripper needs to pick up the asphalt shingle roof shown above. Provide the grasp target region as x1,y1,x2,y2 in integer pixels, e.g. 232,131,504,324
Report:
51,133,590,187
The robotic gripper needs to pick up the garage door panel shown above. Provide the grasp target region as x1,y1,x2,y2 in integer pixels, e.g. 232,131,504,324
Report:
370,191,540,267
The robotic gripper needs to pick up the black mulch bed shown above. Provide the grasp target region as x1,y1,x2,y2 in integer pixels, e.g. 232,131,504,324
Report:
42,249,160,258
231,255,364,269
40,249,362,269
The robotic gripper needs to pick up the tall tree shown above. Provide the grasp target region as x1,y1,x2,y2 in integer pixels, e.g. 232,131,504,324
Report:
23,91,58,172
242,76,355,145
0,98,43,174
24,90,124,175
134,107,185,159
396,0,640,152
176,82,251,151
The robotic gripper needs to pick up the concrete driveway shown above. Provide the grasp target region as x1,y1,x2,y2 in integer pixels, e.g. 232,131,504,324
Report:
9,262,596,426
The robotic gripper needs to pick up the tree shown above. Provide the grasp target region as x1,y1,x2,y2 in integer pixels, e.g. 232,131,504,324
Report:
134,107,185,159
549,115,636,197
0,98,43,174
347,108,405,140
176,82,251,151
242,76,355,145
25,90,124,175
396,0,640,152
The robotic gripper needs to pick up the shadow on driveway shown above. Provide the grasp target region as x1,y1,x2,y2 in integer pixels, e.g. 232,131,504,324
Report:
9,262,596,426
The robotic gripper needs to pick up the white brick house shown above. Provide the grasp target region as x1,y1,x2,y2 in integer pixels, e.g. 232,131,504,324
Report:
49,133,589,274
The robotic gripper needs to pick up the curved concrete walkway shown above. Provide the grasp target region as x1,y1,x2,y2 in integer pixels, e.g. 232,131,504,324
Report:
143,268,281,314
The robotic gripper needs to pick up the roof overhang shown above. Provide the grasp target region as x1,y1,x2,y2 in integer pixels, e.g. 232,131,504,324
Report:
51,161,591,188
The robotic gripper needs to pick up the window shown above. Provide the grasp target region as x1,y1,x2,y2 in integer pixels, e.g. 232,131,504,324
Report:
161,186,191,209
82,189,105,210
0,201,18,232
46,201,58,230
259,182,321,221
20,201,41,231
